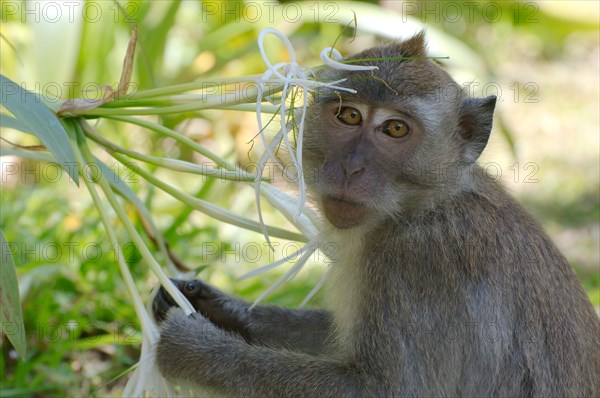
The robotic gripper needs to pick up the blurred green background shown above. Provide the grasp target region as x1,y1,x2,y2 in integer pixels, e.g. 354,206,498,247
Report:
1,1,598,396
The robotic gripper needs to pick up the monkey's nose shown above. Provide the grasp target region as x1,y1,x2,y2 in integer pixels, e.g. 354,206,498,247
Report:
342,161,365,181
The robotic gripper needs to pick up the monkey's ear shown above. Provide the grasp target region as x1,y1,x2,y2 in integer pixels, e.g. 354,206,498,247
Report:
400,30,427,58
458,95,496,164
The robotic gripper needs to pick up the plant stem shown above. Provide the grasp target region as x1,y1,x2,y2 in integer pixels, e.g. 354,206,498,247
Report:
73,121,195,314
129,75,266,99
101,115,236,170
110,151,306,242
84,126,258,182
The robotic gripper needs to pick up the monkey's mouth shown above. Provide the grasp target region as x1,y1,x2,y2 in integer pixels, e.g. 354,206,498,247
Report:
321,195,369,229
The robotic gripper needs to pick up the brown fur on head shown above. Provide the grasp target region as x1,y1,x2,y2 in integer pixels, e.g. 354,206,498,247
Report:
318,32,460,105
302,32,496,229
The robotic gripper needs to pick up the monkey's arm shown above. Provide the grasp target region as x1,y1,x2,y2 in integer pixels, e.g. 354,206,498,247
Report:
153,280,332,354
157,308,372,397
245,304,332,354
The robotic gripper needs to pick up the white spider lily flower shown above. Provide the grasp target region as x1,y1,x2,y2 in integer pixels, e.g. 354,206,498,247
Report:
254,28,377,237
123,292,199,397
122,324,173,397
320,47,379,71
259,183,320,239
250,28,376,304
246,236,321,309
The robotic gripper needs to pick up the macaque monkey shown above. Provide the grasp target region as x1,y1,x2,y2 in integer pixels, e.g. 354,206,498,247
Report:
153,33,600,397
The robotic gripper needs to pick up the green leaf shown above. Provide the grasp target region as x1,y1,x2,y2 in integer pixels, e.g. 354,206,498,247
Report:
0,148,55,163
0,114,32,134
93,156,155,226
0,229,26,359
0,75,78,184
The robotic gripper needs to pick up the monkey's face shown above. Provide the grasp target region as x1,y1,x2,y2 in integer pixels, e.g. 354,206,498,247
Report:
302,97,448,229
301,34,497,229
302,88,496,230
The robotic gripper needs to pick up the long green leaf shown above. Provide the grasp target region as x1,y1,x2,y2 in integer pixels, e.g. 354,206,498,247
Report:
0,229,26,359
0,114,32,134
0,75,78,184
0,149,55,163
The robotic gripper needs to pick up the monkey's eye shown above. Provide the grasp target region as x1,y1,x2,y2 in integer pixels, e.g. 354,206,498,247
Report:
336,106,362,126
381,119,409,138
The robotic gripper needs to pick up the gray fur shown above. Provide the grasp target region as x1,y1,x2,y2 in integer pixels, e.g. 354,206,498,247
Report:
155,33,600,397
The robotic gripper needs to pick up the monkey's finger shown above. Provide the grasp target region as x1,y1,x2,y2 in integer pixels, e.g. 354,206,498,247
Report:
152,286,179,323
171,279,219,300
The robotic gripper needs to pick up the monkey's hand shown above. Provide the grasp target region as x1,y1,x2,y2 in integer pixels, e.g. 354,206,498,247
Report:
152,279,251,340
153,279,333,354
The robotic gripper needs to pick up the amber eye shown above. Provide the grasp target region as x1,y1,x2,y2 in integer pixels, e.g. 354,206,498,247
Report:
336,106,362,125
381,119,409,138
